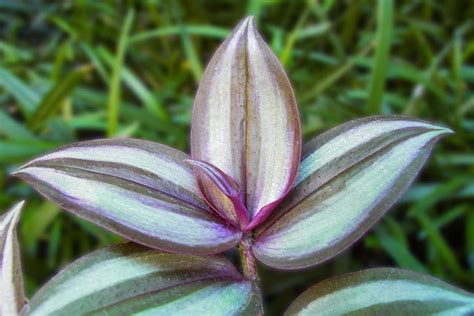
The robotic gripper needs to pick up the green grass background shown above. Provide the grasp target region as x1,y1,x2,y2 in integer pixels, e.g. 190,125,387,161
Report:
0,0,473,314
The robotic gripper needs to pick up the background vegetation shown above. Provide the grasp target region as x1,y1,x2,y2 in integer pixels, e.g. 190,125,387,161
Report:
0,0,473,314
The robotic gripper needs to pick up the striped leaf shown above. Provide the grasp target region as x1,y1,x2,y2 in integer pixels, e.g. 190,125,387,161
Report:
191,17,301,229
0,201,26,316
284,268,474,315
186,159,248,227
253,116,452,269
22,243,262,316
13,139,241,255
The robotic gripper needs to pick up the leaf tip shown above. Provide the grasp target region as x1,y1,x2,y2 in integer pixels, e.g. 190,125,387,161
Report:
2,200,24,227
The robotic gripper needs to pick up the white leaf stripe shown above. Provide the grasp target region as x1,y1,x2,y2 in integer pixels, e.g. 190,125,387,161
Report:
288,116,450,212
14,138,242,254
97,281,258,316
254,118,452,269
191,17,301,226
16,166,240,254
20,138,206,209
23,243,261,316
0,201,26,316
284,268,474,316
297,116,443,185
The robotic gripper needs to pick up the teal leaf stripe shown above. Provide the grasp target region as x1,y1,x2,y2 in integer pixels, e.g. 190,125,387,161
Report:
285,268,474,315
23,243,262,316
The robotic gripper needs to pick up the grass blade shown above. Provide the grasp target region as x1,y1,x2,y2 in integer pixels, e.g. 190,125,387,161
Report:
367,0,394,113
0,68,40,117
27,66,91,130
0,109,35,140
107,9,135,137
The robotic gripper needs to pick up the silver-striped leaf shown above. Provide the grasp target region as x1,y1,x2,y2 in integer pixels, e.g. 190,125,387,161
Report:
191,17,301,229
285,268,474,315
22,243,262,316
0,201,26,316
13,139,241,255
253,116,452,269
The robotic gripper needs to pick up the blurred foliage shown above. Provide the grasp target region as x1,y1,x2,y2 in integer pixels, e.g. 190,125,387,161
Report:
0,0,473,314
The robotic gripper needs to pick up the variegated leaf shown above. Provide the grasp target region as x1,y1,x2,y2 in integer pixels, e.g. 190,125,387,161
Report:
186,159,248,227
0,201,26,316
22,243,262,316
191,16,301,229
13,139,241,255
285,268,474,315
253,116,452,269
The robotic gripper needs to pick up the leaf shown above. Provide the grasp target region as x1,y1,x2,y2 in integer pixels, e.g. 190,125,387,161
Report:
107,9,135,137
366,0,394,113
0,109,36,140
13,139,241,255
22,243,262,316
27,65,92,130
0,140,61,163
253,116,452,269
96,46,170,122
186,159,248,227
0,201,26,316
284,268,474,315
130,25,230,43
191,17,301,230
0,67,40,117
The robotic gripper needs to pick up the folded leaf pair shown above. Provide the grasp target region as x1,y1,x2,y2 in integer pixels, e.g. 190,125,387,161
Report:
2,16,472,315
13,118,453,269
12,17,452,271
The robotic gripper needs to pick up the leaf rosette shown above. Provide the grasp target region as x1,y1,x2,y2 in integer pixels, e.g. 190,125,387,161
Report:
4,16,470,316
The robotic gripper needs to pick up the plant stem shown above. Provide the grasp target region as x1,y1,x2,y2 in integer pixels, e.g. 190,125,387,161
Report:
239,235,258,280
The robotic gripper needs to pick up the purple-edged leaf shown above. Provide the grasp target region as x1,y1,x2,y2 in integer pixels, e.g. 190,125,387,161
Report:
285,268,474,315
186,159,248,227
22,243,262,315
191,17,301,228
13,139,241,255
253,116,452,269
0,201,26,316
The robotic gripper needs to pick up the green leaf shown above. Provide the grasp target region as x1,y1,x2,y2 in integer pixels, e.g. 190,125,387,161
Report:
0,109,36,140
27,65,91,130
1,201,26,316
0,140,61,164
23,243,262,316
20,201,60,253
254,116,452,269
0,68,40,116
107,9,135,137
367,0,394,113
98,47,169,122
130,25,230,43
284,268,474,315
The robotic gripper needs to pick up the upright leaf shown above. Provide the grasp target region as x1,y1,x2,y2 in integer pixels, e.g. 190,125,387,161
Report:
285,268,474,315
191,16,301,229
13,139,241,255
0,201,26,316
23,243,262,316
253,116,452,269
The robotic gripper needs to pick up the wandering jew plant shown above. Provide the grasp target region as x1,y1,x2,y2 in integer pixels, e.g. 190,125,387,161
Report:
1,17,473,315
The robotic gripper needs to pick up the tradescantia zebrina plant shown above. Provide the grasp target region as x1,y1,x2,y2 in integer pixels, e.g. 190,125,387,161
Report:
2,16,474,315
